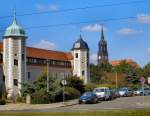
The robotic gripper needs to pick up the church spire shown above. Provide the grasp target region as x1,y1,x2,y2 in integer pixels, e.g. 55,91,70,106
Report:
13,9,17,25
101,26,104,40
97,25,109,65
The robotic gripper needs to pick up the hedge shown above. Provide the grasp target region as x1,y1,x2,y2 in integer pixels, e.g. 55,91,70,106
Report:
64,87,80,100
31,90,49,104
0,99,6,105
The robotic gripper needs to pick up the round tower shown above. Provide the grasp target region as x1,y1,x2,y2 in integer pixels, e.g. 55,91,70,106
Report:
71,35,90,84
3,12,27,98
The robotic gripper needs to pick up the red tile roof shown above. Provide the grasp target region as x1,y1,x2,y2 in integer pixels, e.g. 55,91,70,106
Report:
110,59,140,68
0,42,73,61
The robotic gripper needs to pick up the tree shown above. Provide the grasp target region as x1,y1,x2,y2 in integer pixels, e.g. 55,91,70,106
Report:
90,64,103,84
66,76,85,94
21,68,62,103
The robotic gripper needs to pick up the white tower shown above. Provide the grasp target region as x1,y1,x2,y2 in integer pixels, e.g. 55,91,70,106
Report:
72,35,90,84
3,12,27,98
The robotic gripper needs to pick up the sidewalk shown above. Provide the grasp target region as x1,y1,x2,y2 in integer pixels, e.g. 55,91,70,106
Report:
0,99,78,111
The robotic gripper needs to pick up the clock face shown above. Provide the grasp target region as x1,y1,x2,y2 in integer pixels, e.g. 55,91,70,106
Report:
75,43,80,48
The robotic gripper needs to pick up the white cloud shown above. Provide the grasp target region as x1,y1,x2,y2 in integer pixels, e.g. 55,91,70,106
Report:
137,14,150,24
90,53,97,64
82,24,107,32
147,48,150,53
36,4,59,12
117,28,142,36
33,40,56,50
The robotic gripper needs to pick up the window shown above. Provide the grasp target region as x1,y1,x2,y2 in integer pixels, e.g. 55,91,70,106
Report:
0,54,2,61
75,53,78,58
82,70,85,76
22,54,24,61
14,59,18,66
14,79,18,86
3,76,5,82
28,72,31,80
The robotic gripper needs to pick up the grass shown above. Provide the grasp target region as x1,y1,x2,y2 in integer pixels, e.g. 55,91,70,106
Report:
0,109,150,116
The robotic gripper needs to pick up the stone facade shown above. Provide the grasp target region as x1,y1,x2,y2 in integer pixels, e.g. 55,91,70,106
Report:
0,14,90,98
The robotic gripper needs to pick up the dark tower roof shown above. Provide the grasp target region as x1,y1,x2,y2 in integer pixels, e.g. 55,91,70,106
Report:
72,35,89,50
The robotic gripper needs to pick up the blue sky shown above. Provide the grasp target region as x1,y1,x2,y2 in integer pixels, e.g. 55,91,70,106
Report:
0,0,150,67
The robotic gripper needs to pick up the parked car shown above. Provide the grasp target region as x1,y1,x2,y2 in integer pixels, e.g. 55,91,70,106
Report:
133,88,143,96
118,87,133,97
93,87,111,101
110,88,119,100
134,87,150,96
79,92,98,104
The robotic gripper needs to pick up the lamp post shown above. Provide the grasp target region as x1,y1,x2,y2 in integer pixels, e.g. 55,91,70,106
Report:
115,71,118,89
61,76,67,105
47,59,49,93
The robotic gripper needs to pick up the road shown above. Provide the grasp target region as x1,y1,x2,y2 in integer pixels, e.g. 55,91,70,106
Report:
39,96,150,112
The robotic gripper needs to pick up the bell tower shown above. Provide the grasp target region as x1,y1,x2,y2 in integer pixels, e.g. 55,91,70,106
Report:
3,11,27,98
72,35,90,84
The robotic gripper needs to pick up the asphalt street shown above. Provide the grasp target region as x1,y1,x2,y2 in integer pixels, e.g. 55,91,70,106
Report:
39,96,150,112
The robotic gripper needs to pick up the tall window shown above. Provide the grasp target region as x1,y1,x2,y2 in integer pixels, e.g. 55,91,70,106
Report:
82,70,85,76
14,59,18,66
22,54,24,61
75,53,78,58
28,72,31,80
14,79,18,86
3,75,5,82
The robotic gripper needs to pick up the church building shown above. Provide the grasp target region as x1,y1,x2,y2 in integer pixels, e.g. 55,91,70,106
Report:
0,14,90,98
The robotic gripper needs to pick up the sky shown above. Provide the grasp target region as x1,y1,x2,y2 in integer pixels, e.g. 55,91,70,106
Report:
0,0,150,67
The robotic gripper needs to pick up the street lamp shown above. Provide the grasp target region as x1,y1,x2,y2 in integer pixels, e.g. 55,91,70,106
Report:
47,59,49,93
61,76,67,105
113,67,118,89
115,71,118,89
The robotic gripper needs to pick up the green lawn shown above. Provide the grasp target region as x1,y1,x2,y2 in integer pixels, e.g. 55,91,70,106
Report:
0,109,150,116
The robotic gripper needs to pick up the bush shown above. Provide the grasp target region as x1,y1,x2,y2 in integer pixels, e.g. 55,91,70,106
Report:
64,87,80,100
66,76,85,94
16,96,23,103
0,99,6,105
84,83,97,92
31,90,49,104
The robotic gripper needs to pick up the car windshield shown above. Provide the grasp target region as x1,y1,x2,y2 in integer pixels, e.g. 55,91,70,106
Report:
119,88,127,91
82,92,93,97
94,89,105,92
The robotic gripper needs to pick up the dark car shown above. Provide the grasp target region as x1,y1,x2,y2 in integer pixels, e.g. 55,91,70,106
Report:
79,92,98,104
110,89,119,100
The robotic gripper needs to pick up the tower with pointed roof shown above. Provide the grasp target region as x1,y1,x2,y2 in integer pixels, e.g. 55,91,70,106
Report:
98,26,108,65
3,11,27,98
71,35,90,84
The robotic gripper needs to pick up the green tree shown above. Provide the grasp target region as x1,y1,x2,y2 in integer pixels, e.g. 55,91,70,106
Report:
90,64,102,84
66,76,85,94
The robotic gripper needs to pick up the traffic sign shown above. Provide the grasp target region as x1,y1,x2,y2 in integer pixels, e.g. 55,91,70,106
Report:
140,76,145,84
61,79,67,86
148,77,150,84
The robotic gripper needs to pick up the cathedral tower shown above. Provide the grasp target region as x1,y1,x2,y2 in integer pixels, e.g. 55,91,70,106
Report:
3,12,27,98
98,26,108,65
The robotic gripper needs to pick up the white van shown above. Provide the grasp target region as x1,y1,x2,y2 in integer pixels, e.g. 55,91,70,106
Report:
93,87,111,101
